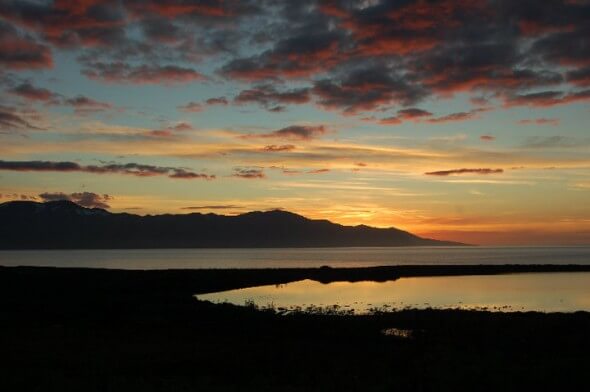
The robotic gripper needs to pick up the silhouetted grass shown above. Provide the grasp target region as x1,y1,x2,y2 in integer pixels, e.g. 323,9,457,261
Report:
1,266,590,391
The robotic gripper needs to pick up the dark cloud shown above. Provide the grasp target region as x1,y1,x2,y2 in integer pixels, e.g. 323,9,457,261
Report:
243,125,327,141
567,67,590,87
425,168,504,176
220,29,345,81
127,0,248,18
312,65,426,113
140,17,182,44
232,167,265,179
426,109,487,124
531,24,590,67
0,0,127,48
504,90,590,107
64,95,113,114
206,96,228,105
0,160,215,180
397,108,433,120
234,84,310,111
38,192,113,209
308,168,330,174
379,107,485,126
0,19,53,69
8,82,59,102
177,101,203,112
480,135,496,141
220,0,589,113
81,62,206,84
3,0,590,116
379,107,432,124
0,105,43,131
0,160,80,172
262,144,296,152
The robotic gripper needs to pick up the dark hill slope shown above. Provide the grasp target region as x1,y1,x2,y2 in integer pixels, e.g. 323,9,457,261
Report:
0,200,464,249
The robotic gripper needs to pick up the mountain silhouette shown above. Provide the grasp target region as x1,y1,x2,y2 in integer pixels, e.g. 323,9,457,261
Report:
0,200,465,249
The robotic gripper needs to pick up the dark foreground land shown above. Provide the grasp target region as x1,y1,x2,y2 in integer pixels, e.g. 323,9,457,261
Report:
2,265,590,391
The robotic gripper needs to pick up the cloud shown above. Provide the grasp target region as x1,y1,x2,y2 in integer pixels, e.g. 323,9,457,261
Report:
234,84,310,111
312,65,426,113
397,108,433,120
518,118,560,126
480,135,496,141
243,125,327,141
82,62,206,85
425,168,504,176
38,192,113,209
181,205,243,210
148,122,194,137
0,160,215,180
379,107,485,125
378,116,403,125
129,0,236,18
0,0,127,48
232,167,265,179
380,108,433,124
262,144,296,152
8,82,59,102
567,66,590,87
219,29,345,81
522,136,590,149
64,95,113,114
0,20,53,69
2,0,590,118
504,90,590,107
206,97,228,105
1,0,589,115
308,168,330,174
177,101,203,112
425,109,486,124
0,105,43,131
0,193,37,201
178,97,229,112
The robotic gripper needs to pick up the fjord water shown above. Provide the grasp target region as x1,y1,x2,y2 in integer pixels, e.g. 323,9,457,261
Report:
198,273,590,313
1,246,589,269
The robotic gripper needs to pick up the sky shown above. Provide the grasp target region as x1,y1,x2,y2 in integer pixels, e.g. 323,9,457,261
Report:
0,0,589,245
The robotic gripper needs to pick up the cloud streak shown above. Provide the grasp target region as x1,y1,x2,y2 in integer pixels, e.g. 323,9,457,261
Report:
425,168,504,176
0,160,215,180
38,192,113,209
243,125,327,141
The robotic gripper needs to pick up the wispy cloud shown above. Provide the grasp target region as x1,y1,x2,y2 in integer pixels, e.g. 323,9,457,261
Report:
0,160,215,180
425,168,504,176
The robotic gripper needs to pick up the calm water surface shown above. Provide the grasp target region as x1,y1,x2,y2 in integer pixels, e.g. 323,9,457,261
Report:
198,272,590,313
1,246,589,269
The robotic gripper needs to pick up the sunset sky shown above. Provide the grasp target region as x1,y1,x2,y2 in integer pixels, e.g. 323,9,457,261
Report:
1,0,589,245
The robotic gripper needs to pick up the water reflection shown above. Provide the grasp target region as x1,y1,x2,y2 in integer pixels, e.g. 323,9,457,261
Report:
197,272,590,313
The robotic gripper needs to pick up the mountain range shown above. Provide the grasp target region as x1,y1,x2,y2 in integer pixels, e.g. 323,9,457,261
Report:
0,200,465,249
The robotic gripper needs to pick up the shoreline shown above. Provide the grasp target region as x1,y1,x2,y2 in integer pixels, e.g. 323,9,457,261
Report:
3,265,590,390
3,264,590,295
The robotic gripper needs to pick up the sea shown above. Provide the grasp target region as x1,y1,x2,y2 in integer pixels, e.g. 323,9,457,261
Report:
0,246,589,269
3,246,590,312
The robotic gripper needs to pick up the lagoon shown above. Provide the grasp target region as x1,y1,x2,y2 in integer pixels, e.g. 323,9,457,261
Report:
198,272,590,313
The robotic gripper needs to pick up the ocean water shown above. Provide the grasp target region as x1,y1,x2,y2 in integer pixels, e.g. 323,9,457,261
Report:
198,272,590,313
0,246,589,269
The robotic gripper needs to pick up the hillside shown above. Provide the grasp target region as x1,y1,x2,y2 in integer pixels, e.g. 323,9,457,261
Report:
0,200,465,249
